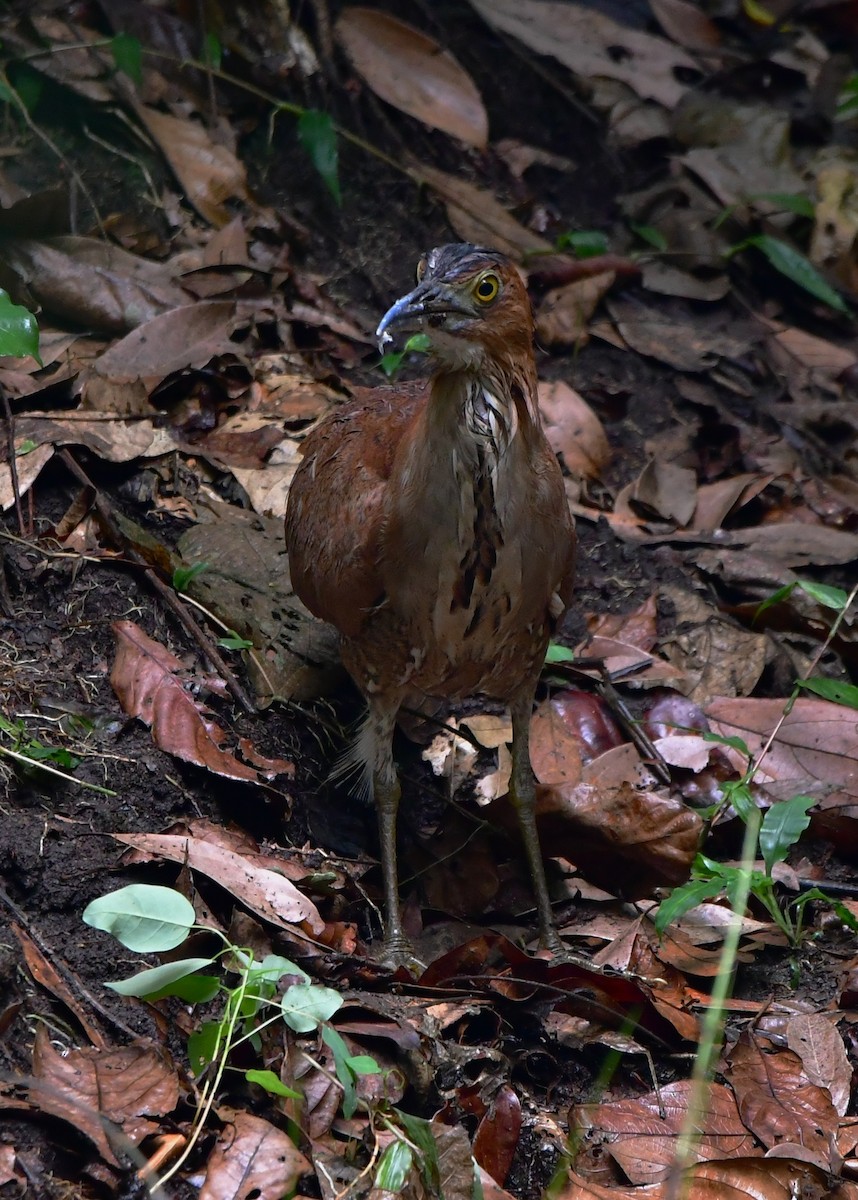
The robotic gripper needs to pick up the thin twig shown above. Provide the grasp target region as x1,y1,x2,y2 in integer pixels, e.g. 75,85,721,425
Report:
57,449,257,715
1,386,26,538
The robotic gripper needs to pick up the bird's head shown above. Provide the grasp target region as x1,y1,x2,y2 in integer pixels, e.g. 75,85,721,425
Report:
376,244,533,373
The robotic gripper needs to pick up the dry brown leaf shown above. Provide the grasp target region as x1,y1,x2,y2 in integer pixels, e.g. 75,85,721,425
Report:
535,272,615,348
538,381,611,479
110,620,291,785
469,0,697,108
572,1081,757,1184
113,832,324,935
786,1013,852,1117
28,1026,178,1167
810,162,858,293
14,414,176,462
135,105,249,227
587,596,657,651
534,778,702,896
607,293,753,372
79,300,242,413
723,1031,838,1167
0,443,53,512
0,236,188,334
555,1156,846,1200
690,473,775,532
632,458,698,525
202,1107,310,1199
336,9,488,148
411,163,552,259
705,696,858,814
659,585,768,701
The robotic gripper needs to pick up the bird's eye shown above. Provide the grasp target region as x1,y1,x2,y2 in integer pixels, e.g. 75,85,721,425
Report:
474,273,500,303
416,256,428,283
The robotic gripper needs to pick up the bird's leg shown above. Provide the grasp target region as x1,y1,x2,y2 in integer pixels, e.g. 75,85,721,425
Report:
509,691,565,956
367,699,417,968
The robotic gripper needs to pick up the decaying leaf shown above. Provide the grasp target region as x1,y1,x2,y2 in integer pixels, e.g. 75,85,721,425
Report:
110,620,292,784
469,0,698,108
336,9,488,148
113,831,324,935
202,1106,310,1199
538,381,611,479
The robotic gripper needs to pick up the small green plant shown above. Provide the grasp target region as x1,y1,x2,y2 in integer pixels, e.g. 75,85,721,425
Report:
837,74,858,122
555,229,609,258
216,630,254,651
297,109,341,204
172,560,209,593
726,233,849,314
657,579,858,948
0,289,41,362
83,884,383,1186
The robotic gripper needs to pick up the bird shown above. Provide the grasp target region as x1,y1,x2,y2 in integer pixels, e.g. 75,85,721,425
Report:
285,243,577,968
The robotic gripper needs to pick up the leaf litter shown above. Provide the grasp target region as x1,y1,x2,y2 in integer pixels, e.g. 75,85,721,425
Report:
1,1,858,1198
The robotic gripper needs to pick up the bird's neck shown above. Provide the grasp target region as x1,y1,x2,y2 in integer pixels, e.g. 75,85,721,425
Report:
430,357,542,461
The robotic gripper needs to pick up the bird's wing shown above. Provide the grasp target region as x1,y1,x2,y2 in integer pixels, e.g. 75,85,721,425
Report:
285,381,429,638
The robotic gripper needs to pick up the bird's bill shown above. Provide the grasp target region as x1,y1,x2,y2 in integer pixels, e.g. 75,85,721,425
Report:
376,282,473,351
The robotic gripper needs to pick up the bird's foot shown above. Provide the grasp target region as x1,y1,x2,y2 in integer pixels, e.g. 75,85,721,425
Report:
376,934,426,977
539,930,594,969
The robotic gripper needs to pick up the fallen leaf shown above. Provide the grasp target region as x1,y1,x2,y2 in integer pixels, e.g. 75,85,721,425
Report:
110,620,289,784
723,1031,838,1168
113,832,324,935
572,1081,757,1183
336,9,488,148
650,0,721,50
411,162,552,259
135,104,250,227
202,1107,310,1199
786,1013,852,1117
538,381,611,478
535,272,615,348
469,0,698,108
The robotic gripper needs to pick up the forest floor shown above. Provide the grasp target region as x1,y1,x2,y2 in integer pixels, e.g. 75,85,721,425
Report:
1,1,858,1198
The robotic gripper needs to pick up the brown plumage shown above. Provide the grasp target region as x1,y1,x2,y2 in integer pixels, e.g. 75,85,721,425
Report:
286,244,576,966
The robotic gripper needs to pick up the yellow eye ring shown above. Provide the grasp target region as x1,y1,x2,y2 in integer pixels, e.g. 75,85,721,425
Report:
474,273,500,303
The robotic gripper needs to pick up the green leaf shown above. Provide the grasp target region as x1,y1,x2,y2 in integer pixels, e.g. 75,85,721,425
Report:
750,192,815,218
188,1019,222,1073
149,972,221,1003
322,1024,357,1117
397,1112,441,1194
654,878,726,935
702,730,751,759
245,1068,301,1099
545,642,575,665
754,582,795,621
298,110,341,204
379,332,430,378
794,888,858,931
82,884,195,952
217,632,254,650
722,780,755,823
16,439,38,455
203,32,222,70
281,982,342,1032
173,561,209,593
376,1141,413,1192
110,33,143,85
760,795,815,875
346,1054,381,1075
796,580,849,611
797,677,858,709
0,290,41,363
105,957,214,997
732,235,849,314
629,223,667,251
251,954,309,986
13,69,42,114
556,230,609,258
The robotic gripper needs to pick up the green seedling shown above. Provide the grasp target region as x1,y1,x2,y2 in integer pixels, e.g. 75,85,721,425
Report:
83,883,383,1187
172,560,209,593
217,631,254,651
727,234,849,314
298,109,341,204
